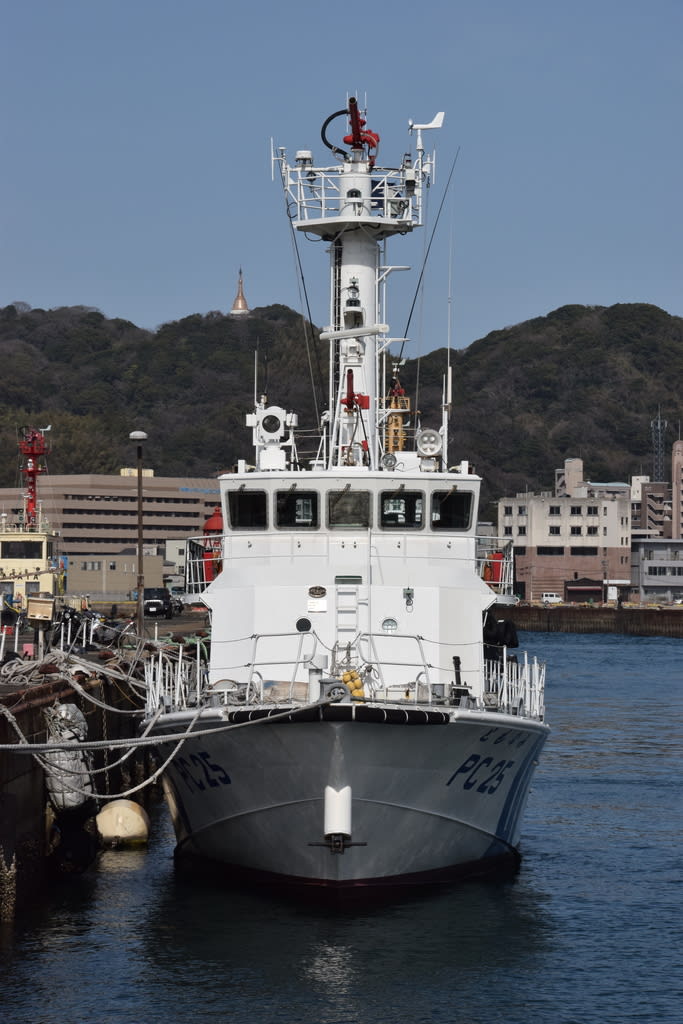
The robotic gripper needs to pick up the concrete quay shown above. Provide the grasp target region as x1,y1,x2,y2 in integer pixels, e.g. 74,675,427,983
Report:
493,603,683,638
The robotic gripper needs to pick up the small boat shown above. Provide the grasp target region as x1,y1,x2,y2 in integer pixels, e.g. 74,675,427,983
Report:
144,98,549,892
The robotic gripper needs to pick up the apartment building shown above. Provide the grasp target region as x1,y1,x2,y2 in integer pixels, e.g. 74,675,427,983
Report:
498,458,631,602
630,476,672,539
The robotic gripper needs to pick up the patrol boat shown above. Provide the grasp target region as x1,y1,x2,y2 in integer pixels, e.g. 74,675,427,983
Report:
145,98,549,890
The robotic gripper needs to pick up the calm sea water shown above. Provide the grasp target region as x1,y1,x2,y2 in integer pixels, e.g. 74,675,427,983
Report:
1,633,681,1024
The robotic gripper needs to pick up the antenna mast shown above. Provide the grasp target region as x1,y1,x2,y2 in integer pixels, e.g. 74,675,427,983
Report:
18,426,50,529
651,409,668,482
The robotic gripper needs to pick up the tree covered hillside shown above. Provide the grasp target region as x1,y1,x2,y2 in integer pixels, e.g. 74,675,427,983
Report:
1,301,681,505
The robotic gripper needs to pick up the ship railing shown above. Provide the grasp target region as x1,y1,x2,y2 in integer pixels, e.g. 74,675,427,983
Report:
144,637,209,713
205,628,467,708
282,164,422,227
358,631,432,691
483,650,546,720
357,631,475,706
475,535,516,599
184,534,220,595
201,630,320,705
247,631,318,692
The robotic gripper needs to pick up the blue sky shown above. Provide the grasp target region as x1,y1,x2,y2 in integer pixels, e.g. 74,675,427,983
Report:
2,0,681,355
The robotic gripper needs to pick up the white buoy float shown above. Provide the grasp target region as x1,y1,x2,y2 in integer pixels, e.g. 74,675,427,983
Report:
96,800,150,847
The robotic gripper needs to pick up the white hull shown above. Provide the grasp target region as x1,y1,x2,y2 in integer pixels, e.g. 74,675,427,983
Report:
154,708,548,887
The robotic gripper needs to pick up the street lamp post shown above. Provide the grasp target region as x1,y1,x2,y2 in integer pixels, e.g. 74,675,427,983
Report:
129,431,148,636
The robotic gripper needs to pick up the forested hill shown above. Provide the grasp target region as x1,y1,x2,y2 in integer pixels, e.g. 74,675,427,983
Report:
1,301,681,506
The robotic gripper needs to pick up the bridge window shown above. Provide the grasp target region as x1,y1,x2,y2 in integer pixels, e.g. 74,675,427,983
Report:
1,540,44,559
328,489,371,528
276,490,319,529
380,491,423,529
227,490,267,529
430,491,473,530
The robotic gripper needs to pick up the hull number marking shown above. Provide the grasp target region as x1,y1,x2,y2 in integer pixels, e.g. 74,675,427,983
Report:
446,754,515,794
173,751,231,792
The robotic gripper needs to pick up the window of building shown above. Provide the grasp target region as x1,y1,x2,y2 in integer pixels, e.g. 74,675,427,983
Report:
587,506,598,516
570,526,582,536
571,546,598,556
431,491,473,530
504,526,513,536
570,506,582,516
328,490,371,528
587,526,598,536
380,491,424,529
517,525,526,536
549,506,561,516
276,490,320,529
549,526,561,536
517,505,527,516
515,546,526,555
537,546,565,555
503,505,512,516
227,490,267,529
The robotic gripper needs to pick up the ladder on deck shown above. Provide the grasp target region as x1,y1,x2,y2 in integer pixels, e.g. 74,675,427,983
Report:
334,581,363,670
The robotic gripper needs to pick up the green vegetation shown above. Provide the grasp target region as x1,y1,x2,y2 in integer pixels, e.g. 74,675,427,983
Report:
1,301,681,505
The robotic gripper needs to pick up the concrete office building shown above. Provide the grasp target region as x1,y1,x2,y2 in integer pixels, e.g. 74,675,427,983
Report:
0,470,220,601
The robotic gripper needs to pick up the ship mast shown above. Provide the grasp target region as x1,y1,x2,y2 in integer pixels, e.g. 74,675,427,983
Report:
18,426,50,529
276,97,442,470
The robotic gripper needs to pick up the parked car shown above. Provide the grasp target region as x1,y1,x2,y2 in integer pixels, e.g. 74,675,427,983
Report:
541,592,563,605
143,587,174,619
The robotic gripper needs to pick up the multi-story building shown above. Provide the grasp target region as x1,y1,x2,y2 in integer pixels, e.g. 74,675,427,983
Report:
672,440,683,540
498,458,631,602
630,476,672,539
629,441,683,602
0,470,220,601
630,538,683,604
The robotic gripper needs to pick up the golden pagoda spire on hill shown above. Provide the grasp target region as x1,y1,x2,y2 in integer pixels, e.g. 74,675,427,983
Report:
230,267,249,315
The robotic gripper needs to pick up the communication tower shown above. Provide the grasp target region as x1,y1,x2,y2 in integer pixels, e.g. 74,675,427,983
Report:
651,409,668,483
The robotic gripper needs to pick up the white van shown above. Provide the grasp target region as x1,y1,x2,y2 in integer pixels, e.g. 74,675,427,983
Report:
541,592,563,605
